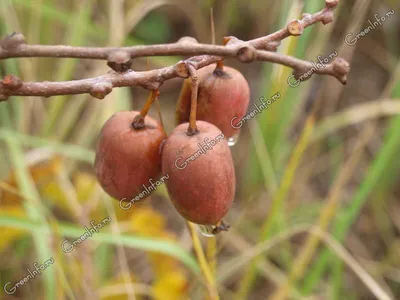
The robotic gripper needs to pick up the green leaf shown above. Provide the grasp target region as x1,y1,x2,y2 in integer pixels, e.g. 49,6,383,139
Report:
0,215,200,274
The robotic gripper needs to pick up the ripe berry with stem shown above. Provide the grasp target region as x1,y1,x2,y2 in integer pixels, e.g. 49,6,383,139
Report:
95,90,166,203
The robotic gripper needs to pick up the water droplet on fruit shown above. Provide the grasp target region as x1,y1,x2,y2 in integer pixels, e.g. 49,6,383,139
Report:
197,224,217,237
227,131,240,147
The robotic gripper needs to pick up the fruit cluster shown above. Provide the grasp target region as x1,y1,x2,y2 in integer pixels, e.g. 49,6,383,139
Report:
95,62,250,234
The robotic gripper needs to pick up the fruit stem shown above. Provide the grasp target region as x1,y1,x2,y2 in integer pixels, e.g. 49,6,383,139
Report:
187,65,199,136
132,90,159,130
140,89,159,117
214,37,228,72
215,60,224,71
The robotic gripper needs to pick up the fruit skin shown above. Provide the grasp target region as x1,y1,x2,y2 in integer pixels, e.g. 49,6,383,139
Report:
176,64,250,138
95,111,166,201
162,121,235,225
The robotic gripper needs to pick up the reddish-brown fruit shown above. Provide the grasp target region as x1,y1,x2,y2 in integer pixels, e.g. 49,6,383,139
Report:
162,121,236,225
176,64,250,139
95,111,166,201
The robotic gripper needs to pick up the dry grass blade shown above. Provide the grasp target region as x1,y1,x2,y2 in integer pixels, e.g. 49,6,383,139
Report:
236,113,315,299
219,225,392,300
187,222,220,300
270,124,374,299
311,99,400,144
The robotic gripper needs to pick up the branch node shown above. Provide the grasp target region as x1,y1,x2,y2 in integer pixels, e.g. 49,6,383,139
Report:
321,11,334,25
332,57,350,84
339,75,348,85
223,36,233,46
189,68,199,84
178,36,198,44
107,50,132,72
142,81,162,91
266,41,281,52
223,36,243,46
287,20,304,36
237,44,256,63
2,74,22,90
0,32,26,50
332,57,350,75
175,61,190,78
90,82,113,100
325,0,339,9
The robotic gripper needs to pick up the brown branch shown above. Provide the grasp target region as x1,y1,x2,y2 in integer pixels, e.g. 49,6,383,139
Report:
249,0,339,50
0,1,339,60
0,47,349,101
0,0,344,101
0,39,240,60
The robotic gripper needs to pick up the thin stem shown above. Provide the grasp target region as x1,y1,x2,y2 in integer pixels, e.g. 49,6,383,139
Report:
187,222,220,300
207,236,217,278
216,60,224,71
131,90,159,130
217,35,229,70
210,8,216,45
140,90,159,117
187,65,199,135
210,7,224,71
154,95,165,130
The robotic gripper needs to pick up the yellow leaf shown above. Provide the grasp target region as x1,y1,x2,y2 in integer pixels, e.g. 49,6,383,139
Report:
149,253,180,277
1,156,63,206
40,180,70,210
148,232,180,276
0,206,28,252
152,269,189,300
128,207,166,237
73,172,97,204
59,256,84,292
